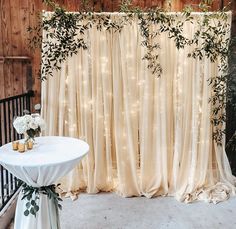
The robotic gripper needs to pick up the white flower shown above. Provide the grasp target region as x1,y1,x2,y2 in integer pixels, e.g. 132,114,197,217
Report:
23,115,33,128
29,119,38,130
34,104,41,111
23,114,32,122
13,114,45,134
34,116,45,130
13,117,28,134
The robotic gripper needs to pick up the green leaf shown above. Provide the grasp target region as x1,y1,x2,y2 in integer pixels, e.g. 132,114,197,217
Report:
24,210,29,216
31,200,36,206
30,208,36,216
34,205,40,212
26,202,31,209
58,204,62,210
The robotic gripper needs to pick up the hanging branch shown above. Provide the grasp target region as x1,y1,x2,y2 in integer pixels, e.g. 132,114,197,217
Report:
28,0,232,145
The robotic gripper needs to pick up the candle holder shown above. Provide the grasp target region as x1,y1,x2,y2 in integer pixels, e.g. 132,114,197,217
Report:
27,141,33,150
12,141,19,151
18,143,26,153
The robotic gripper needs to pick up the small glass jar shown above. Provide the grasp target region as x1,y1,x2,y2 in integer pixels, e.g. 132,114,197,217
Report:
27,141,33,150
12,141,19,150
18,143,25,153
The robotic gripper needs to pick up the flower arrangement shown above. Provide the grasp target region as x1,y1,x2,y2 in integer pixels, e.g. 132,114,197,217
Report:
13,114,45,142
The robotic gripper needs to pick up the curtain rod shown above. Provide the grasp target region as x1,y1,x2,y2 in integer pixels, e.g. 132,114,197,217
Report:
42,11,232,15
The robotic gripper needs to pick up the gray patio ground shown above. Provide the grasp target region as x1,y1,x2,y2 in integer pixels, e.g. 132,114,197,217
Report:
58,193,236,229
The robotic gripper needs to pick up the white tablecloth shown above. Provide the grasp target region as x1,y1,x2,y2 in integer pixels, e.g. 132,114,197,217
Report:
0,136,89,229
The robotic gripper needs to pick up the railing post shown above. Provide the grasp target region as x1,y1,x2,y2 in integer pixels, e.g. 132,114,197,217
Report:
0,91,34,211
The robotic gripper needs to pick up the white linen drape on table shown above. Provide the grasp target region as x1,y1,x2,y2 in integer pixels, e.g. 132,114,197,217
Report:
41,12,236,203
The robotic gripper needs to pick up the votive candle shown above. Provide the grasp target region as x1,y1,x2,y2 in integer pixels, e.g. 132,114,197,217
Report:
12,141,19,151
18,143,25,153
27,141,33,150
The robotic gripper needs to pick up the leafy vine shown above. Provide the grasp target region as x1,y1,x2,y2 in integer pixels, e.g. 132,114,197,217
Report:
21,182,62,217
28,0,233,145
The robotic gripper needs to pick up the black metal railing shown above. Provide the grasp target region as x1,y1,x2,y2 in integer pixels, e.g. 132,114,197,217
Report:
0,90,34,211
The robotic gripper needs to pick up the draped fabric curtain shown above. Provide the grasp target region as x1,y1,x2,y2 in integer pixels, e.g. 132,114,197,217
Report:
41,12,236,203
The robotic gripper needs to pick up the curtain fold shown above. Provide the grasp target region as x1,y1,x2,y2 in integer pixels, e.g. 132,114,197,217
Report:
41,12,236,203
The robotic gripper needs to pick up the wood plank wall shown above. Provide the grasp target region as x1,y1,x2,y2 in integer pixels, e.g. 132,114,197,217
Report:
0,0,32,99
0,0,235,105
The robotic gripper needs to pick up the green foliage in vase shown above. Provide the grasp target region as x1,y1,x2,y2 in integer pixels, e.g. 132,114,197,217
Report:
28,0,233,146
26,127,41,142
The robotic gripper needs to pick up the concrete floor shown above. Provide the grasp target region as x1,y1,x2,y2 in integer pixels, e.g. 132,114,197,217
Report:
60,193,236,229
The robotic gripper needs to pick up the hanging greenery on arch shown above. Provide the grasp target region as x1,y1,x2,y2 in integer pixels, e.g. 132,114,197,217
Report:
28,0,234,146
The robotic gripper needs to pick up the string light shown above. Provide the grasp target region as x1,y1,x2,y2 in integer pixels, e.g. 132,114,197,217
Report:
137,80,145,86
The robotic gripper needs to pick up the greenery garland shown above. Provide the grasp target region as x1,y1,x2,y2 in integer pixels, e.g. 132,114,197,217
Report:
21,182,62,217
28,0,233,145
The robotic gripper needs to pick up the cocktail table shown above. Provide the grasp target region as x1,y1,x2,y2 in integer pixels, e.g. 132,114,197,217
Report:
0,136,89,229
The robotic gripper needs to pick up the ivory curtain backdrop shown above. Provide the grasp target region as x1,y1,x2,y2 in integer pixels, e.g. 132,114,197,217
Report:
41,12,236,203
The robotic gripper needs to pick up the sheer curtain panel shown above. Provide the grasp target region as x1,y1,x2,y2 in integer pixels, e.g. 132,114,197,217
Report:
41,12,236,203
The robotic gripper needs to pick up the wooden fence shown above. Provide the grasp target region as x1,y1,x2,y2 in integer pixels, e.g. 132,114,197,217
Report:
0,0,235,102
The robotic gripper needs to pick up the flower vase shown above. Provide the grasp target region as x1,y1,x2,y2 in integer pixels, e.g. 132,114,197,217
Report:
24,132,34,144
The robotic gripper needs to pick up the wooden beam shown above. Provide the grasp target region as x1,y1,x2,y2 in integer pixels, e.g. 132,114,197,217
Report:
2,0,13,98
0,0,5,99
0,56,31,61
30,0,42,108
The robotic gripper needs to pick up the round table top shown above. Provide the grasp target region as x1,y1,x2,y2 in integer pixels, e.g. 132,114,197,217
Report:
0,136,89,167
